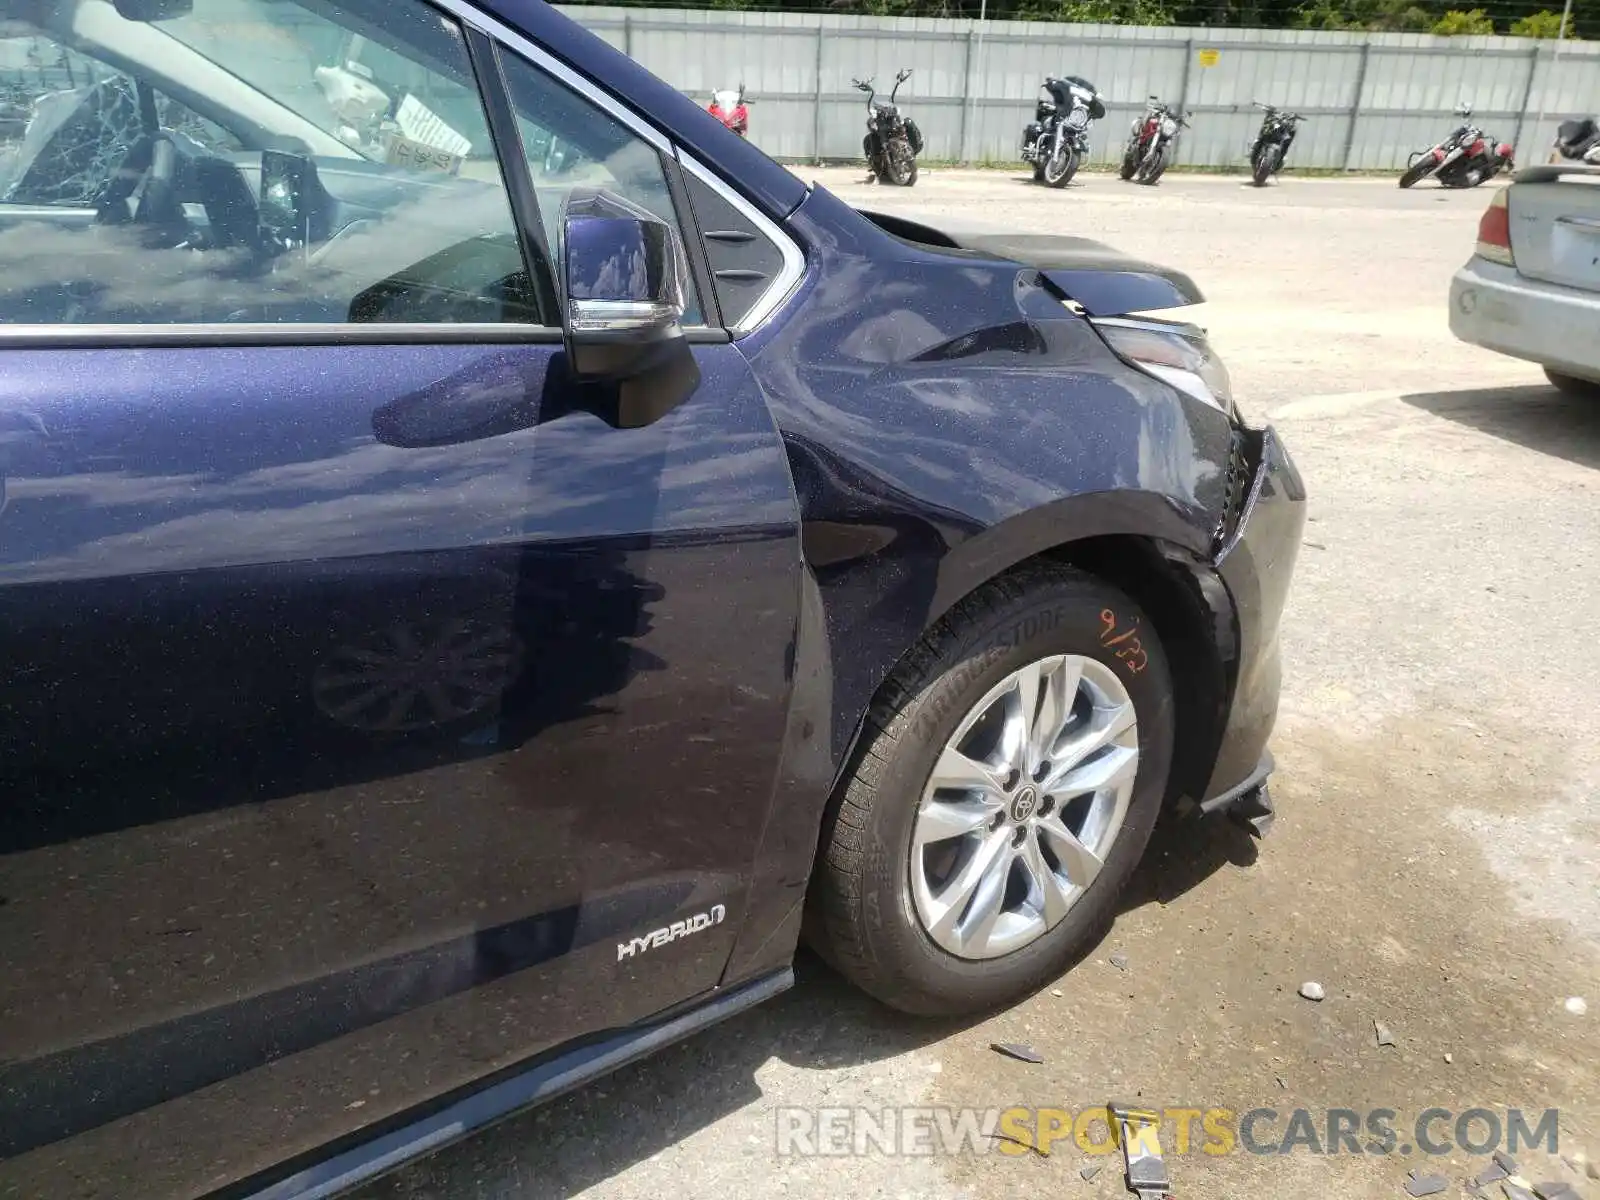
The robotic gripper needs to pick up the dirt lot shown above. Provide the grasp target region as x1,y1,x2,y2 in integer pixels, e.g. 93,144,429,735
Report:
360,170,1600,1200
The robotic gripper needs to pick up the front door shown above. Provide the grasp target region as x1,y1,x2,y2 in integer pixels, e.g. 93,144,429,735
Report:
0,2,800,1195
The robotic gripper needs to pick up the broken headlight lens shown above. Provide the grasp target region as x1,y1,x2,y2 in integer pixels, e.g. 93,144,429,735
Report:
1092,316,1235,417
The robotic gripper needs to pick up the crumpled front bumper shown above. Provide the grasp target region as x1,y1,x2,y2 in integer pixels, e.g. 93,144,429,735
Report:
1200,425,1306,816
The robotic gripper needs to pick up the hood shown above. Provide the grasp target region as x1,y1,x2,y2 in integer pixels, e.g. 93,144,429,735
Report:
856,210,1205,317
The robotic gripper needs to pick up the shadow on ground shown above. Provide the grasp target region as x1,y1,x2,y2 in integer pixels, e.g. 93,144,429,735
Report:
352,808,1258,1200
1403,382,1600,470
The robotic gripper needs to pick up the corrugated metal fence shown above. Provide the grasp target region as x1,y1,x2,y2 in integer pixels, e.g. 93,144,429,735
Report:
557,5,1600,170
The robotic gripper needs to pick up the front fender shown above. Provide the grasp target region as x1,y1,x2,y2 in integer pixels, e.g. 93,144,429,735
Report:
927,488,1209,626
740,186,1234,772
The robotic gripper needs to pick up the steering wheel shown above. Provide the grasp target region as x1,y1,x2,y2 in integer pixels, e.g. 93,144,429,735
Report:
96,133,186,234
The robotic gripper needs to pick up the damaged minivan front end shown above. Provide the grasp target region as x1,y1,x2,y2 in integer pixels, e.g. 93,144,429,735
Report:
742,192,1305,825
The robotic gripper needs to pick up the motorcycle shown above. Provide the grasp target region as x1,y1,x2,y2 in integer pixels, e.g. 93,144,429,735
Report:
708,84,748,138
1552,116,1600,164
1248,102,1305,186
854,69,922,187
1120,96,1188,186
1399,107,1513,188
1021,75,1105,189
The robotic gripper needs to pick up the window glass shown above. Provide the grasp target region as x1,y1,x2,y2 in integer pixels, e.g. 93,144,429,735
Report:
0,38,242,206
0,0,549,328
498,51,702,325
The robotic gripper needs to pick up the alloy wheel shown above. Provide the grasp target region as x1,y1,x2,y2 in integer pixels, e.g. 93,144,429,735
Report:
908,655,1139,961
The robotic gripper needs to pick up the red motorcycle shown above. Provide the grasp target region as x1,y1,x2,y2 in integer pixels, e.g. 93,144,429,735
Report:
707,85,748,137
1399,107,1514,189
1119,96,1189,186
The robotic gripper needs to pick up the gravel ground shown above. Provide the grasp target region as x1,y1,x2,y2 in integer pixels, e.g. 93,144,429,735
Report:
357,169,1600,1200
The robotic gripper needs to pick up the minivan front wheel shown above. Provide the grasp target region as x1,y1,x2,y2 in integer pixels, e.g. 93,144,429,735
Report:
807,566,1174,1015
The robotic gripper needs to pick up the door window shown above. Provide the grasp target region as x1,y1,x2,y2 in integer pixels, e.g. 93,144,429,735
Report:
497,50,702,326
0,0,543,327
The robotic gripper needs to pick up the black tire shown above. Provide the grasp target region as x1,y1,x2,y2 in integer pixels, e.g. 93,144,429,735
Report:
1042,144,1078,189
1545,368,1600,397
1140,145,1169,185
1119,145,1139,180
1398,157,1436,188
805,565,1176,1016
1060,145,1082,186
1252,144,1280,187
882,139,917,187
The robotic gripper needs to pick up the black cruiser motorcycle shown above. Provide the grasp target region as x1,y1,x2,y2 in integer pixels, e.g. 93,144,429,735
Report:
854,69,922,187
1553,116,1600,164
1021,75,1105,189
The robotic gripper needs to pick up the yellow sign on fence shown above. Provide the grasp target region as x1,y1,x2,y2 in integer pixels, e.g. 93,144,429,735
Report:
1198,48,1220,67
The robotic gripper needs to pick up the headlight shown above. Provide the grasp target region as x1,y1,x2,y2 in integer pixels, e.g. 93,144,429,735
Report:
1092,316,1235,416
1161,117,1178,136
1065,107,1089,130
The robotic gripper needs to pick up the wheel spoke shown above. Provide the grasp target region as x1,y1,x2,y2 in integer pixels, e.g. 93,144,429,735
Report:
955,842,1014,955
1000,662,1041,771
1047,699,1137,782
914,795,998,848
1042,743,1139,800
928,745,1006,795
1037,815,1105,889
926,829,1010,944
1020,829,1074,926
1031,657,1079,765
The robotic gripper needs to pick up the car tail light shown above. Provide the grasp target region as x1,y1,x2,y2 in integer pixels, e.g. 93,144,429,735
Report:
1475,188,1514,266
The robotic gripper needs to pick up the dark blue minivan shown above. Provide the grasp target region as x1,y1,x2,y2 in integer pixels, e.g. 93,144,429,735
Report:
0,0,1304,1195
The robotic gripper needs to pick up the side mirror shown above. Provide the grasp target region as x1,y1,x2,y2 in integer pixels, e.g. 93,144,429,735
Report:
113,0,194,19
559,188,688,381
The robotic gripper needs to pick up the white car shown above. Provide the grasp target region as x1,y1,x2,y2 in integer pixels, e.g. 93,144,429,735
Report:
1450,163,1600,396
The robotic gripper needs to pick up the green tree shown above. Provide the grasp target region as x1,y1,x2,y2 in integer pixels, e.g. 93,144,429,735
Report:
1294,0,1430,29
1509,9,1579,35
1431,7,1495,31
1017,0,1176,21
